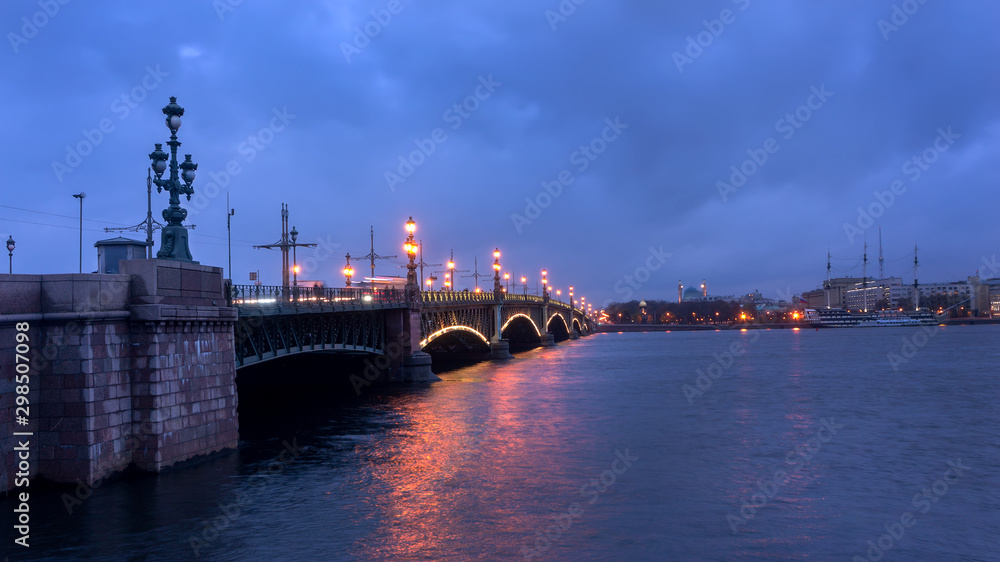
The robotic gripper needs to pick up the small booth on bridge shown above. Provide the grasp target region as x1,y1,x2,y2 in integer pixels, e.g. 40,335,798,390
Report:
95,237,151,274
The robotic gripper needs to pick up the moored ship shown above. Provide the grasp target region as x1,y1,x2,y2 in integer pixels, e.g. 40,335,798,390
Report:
804,308,946,328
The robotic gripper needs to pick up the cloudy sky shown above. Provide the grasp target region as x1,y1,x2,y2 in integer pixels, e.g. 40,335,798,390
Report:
2,0,998,306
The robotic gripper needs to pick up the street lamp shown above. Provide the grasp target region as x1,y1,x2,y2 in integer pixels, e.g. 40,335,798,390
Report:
291,226,299,290
493,248,501,292
404,217,418,287
444,272,451,290
72,192,85,273
541,269,548,298
343,253,354,287
569,286,574,309
521,275,527,295
148,96,198,262
226,193,235,280
6,235,14,274
447,256,455,292
504,272,510,293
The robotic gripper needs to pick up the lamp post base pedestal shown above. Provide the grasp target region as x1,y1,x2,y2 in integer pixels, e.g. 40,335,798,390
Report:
157,225,198,263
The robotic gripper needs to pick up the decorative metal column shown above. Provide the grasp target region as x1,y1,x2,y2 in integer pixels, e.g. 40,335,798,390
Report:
148,97,198,263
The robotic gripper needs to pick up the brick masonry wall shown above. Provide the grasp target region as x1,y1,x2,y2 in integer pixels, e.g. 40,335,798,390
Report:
35,319,134,485
2,262,238,492
131,320,238,472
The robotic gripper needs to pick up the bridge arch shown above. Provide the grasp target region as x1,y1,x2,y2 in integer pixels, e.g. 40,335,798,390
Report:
572,318,582,333
502,313,542,336
420,325,490,349
501,313,543,350
547,312,571,342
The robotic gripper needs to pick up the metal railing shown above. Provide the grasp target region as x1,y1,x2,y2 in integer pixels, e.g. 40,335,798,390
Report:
421,290,496,304
229,284,405,308
421,290,580,309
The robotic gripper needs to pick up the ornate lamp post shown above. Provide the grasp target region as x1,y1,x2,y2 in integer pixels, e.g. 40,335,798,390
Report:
504,272,510,293
493,248,502,293
404,217,418,288
444,272,451,291
291,226,299,289
569,286,574,309
447,254,455,292
541,269,548,298
148,97,198,262
6,235,14,274
521,276,527,296
343,253,354,287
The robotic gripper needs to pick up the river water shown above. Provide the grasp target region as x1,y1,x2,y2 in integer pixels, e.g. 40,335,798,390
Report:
6,326,1000,561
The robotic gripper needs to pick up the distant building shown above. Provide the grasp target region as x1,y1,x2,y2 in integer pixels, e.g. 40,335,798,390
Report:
845,277,905,311
805,277,864,309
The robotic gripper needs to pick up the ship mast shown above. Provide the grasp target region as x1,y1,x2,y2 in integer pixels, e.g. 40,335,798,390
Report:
825,250,831,308
878,227,885,280
862,238,868,312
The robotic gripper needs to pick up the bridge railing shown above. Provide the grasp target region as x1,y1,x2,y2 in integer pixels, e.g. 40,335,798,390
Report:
229,284,405,309
421,290,497,304
502,293,544,304
421,291,583,310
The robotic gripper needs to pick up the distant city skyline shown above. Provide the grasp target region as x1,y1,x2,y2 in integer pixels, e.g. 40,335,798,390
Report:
2,2,998,307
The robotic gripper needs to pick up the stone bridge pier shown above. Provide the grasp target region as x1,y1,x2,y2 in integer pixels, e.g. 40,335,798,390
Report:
0,260,237,491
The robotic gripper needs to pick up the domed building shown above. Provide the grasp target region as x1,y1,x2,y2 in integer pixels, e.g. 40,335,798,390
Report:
678,279,710,302
683,287,702,301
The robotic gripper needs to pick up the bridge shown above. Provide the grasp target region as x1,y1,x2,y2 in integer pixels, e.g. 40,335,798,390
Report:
228,283,594,370
1,260,595,492
0,96,599,492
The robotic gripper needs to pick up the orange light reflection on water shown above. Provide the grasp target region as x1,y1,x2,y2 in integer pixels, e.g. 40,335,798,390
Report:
356,353,575,559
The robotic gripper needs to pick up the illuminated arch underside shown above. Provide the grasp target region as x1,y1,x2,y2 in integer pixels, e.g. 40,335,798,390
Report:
419,325,489,349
